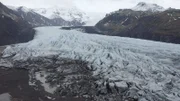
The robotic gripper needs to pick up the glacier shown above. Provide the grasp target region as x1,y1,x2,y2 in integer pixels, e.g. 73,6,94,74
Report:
2,27,180,101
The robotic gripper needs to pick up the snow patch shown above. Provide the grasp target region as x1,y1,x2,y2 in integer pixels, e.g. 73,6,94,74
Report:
7,6,33,13
35,71,57,94
7,5,18,11
0,59,13,68
132,2,165,12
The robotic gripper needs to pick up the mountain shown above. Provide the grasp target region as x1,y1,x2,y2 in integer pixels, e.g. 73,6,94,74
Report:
33,7,106,26
2,26,180,101
33,6,89,26
0,2,35,46
132,2,165,12
7,5,96,26
8,6,69,27
95,2,180,44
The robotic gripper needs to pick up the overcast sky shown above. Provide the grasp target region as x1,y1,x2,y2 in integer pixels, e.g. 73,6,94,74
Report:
1,0,180,13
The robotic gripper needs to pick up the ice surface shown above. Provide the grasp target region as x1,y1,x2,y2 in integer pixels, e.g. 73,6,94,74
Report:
35,71,57,94
0,93,11,101
0,59,13,68
3,26,180,100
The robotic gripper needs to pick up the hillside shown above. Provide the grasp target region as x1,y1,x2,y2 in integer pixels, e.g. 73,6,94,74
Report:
95,2,180,44
0,2,35,46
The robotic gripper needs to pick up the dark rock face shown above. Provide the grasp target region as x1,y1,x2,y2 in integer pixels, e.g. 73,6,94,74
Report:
95,9,180,44
0,2,35,46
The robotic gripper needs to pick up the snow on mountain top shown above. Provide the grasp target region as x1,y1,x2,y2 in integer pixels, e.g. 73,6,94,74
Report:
18,6,33,13
7,6,34,13
7,5,102,26
33,6,89,22
132,2,165,12
3,26,180,100
7,5,18,11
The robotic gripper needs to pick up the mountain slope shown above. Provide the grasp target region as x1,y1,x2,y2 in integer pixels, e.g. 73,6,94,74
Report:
0,2,35,46
95,2,180,44
2,27,180,101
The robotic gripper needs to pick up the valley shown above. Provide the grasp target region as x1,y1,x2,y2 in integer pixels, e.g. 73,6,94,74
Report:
1,1,180,101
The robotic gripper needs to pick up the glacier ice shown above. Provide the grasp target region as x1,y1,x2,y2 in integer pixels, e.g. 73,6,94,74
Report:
2,26,180,101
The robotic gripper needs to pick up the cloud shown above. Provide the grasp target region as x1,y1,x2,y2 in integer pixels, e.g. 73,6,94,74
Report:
1,0,180,13
74,0,180,13
1,0,75,8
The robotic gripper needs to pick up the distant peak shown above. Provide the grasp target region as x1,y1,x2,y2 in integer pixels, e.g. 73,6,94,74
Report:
137,2,160,7
137,2,147,6
132,2,165,12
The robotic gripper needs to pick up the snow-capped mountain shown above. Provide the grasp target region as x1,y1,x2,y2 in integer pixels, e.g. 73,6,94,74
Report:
2,26,180,101
7,5,32,13
14,6,61,26
7,5,104,26
132,2,165,12
7,6,66,26
33,6,89,24
7,6,90,26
